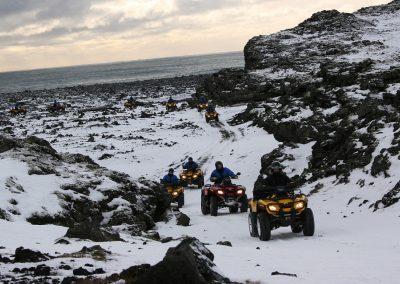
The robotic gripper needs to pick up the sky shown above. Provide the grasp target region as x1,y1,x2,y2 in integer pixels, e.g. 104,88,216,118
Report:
0,0,391,72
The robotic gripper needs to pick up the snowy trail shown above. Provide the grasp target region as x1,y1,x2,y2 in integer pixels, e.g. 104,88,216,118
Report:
4,103,400,283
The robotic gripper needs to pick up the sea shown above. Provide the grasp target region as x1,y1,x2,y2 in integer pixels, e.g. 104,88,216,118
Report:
0,52,244,94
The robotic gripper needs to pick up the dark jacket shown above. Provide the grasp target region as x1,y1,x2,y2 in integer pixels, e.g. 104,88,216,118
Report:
162,174,179,186
206,104,215,112
253,172,291,199
199,96,207,104
183,161,199,171
210,167,236,184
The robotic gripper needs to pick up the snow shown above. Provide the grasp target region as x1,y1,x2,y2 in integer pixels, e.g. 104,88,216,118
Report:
2,101,400,283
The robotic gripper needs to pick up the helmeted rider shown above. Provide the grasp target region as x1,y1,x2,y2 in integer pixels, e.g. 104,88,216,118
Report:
168,96,175,104
183,157,199,171
206,102,215,113
210,161,237,184
53,100,59,107
199,96,208,104
128,95,135,103
253,161,291,199
162,168,180,186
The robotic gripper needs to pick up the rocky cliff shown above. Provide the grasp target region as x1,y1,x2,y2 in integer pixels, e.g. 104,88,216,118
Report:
198,0,400,208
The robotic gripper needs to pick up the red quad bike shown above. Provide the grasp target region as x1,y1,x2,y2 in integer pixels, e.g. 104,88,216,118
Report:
201,174,248,216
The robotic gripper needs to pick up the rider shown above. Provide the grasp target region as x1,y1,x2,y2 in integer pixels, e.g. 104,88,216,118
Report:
183,157,199,171
253,161,292,199
210,161,237,184
128,95,135,103
199,96,208,104
53,100,59,107
206,102,215,113
168,96,175,104
162,168,180,186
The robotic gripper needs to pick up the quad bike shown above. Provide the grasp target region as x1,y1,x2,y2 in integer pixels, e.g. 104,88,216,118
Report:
47,104,66,113
179,169,205,188
9,107,27,116
197,103,208,112
248,186,315,241
165,184,185,208
205,111,219,123
124,101,135,110
201,175,248,216
166,102,177,112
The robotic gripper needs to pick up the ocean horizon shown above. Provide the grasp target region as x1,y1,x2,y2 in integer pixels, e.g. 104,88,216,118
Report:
0,51,244,94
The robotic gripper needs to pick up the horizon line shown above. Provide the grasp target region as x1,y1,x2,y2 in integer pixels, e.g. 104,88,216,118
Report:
0,50,243,75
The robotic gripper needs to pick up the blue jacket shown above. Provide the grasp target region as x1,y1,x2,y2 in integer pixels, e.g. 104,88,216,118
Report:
210,168,236,183
162,174,179,186
183,161,199,171
199,96,207,103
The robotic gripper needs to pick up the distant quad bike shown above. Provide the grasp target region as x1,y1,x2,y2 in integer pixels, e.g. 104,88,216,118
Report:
205,111,219,123
179,169,205,188
47,104,65,113
166,102,177,112
166,185,185,208
201,175,248,216
248,186,315,241
124,101,135,110
197,103,208,112
9,107,27,116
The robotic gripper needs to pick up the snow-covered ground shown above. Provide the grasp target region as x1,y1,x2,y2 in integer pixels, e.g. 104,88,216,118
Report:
1,97,399,283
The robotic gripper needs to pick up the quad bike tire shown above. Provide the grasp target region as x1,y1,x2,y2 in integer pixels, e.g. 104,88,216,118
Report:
201,193,210,215
257,212,271,241
229,206,238,214
291,224,302,233
302,208,315,236
248,212,259,237
240,195,248,213
215,116,219,122
210,195,218,216
197,177,205,188
206,117,210,123
177,193,185,208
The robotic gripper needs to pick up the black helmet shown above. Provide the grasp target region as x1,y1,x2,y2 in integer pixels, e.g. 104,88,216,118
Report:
270,161,283,172
168,168,174,174
215,161,223,169
188,157,193,162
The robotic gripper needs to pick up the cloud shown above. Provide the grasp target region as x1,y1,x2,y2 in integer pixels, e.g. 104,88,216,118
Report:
0,0,392,71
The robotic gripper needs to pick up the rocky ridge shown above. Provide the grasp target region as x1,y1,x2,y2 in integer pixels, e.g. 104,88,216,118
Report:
198,0,400,208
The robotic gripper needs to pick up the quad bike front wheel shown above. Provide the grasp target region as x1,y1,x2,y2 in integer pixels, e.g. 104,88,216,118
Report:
239,195,248,213
248,212,258,237
201,193,210,215
257,212,271,241
210,196,218,216
177,193,185,208
302,208,315,236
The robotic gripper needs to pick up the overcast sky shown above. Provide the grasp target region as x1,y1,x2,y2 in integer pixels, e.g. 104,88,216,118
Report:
0,0,390,72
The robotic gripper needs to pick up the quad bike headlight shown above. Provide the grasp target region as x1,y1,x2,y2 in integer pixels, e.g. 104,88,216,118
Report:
237,189,243,195
268,204,280,212
193,175,198,178
172,191,179,196
217,190,224,195
294,201,305,210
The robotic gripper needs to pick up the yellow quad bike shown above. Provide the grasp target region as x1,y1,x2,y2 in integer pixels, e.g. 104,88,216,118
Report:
205,111,219,123
124,101,135,110
166,102,177,112
248,186,315,241
166,185,185,208
197,103,208,112
179,169,205,188
9,107,27,116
